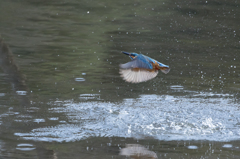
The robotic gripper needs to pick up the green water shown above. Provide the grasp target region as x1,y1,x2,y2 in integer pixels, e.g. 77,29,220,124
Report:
0,0,240,158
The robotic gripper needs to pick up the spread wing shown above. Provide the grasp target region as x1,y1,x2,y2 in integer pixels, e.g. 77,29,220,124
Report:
119,54,159,83
119,69,158,83
119,54,153,70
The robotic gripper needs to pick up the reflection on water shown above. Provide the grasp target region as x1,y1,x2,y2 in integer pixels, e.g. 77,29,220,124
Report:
120,144,158,159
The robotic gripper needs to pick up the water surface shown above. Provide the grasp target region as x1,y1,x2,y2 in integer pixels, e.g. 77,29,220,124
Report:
0,0,240,158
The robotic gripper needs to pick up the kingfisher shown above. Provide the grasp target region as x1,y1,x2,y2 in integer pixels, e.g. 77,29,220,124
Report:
119,51,170,83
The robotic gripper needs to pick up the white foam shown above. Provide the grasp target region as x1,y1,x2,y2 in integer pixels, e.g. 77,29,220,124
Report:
14,93,239,142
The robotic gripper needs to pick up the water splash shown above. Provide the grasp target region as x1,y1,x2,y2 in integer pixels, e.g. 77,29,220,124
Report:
14,93,240,142
16,91,27,95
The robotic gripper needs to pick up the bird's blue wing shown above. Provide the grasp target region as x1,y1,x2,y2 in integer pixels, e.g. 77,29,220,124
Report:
119,54,153,69
157,61,169,68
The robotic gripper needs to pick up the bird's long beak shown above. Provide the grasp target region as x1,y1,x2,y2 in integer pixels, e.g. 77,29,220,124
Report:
122,51,130,56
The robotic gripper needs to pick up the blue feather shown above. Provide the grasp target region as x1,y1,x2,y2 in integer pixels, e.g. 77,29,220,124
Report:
120,54,153,69
120,51,170,83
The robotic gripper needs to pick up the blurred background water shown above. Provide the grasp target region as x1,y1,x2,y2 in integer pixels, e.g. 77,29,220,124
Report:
0,0,239,158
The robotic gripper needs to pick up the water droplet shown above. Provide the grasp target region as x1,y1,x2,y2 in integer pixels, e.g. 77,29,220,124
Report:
33,119,45,123
0,93,5,96
16,91,27,95
187,145,198,149
223,144,232,148
48,117,59,121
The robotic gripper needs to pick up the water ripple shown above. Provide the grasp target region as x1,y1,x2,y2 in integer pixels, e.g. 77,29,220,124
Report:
16,143,35,151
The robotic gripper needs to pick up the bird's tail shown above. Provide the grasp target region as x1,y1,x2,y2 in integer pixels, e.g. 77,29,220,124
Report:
160,67,170,74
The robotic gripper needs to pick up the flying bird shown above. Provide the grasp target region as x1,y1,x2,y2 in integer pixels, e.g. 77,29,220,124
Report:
119,51,170,83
